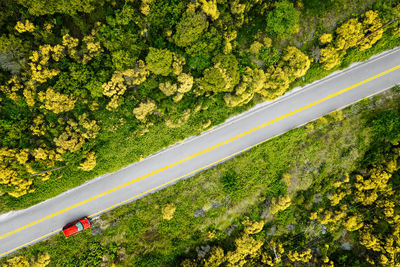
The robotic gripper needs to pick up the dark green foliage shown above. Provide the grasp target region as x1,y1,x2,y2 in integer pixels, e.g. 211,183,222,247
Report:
213,54,240,89
371,110,400,143
266,0,300,38
257,47,280,67
198,54,240,93
221,170,239,194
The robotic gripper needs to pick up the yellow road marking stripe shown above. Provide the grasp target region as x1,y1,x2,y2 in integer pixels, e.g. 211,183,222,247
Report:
0,229,61,257
1,64,399,247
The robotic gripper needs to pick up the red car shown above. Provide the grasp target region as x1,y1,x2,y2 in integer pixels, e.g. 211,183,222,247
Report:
62,217,91,237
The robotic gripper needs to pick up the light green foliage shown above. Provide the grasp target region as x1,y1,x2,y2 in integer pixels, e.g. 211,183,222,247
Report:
173,12,209,47
145,48,174,76
267,0,300,38
198,54,239,93
198,63,233,93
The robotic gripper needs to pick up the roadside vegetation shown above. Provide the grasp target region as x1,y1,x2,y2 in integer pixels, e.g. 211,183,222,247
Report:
2,84,400,266
1,0,400,211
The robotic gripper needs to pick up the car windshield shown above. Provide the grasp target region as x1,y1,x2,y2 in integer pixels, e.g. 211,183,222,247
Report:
75,222,84,231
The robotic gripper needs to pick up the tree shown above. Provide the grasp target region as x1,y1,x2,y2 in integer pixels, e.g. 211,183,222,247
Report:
319,33,333,44
145,47,174,76
319,46,345,70
267,0,300,38
173,12,209,47
281,46,311,79
335,18,363,50
199,0,220,20
78,151,97,171
133,100,156,122
198,63,233,93
38,88,76,114
259,66,290,100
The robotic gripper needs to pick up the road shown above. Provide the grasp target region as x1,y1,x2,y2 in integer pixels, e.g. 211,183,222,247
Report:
1,48,400,257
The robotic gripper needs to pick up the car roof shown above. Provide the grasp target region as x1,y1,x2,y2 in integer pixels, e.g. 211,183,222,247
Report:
79,218,90,228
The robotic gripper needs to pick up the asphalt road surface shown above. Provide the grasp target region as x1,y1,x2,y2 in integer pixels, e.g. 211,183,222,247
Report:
1,48,400,257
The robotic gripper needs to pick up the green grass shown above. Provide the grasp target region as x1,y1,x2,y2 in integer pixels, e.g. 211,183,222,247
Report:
2,85,399,266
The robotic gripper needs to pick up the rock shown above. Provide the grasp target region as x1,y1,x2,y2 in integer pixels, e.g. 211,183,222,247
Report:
286,224,295,231
341,242,352,250
91,227,103,236
268,225,277,236
196,245,210,259
227,224,236,235
211,202,222,209
223,196,230,207
313,194,322,204
194,208,206,218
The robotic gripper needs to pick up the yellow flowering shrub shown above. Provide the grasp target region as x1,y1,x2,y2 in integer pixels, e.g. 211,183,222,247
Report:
335,18,363,50
241,217,264,235
15,20,35,33
82,35,102,64
319,46,345,70
203,246,224,267
287,249,313,263
319,33,333,44
359,10,383,51
281,46,311,79
62,33,79,57
159,81,178,96
226,234,263,266
133,100,156,122
78,151,97,171
0,76,23,101
162,203,176,220
269,195,291,215
177,73,194,93
38,88,76,113
344,214,364,231
199,0,220,20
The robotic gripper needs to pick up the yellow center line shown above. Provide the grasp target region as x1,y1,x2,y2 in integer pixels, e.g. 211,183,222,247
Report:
1,64,399,254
